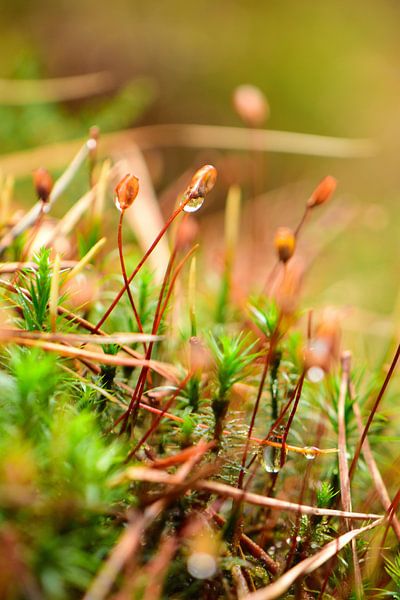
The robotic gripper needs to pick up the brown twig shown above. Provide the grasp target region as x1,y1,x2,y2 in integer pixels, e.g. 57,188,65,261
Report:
240,519,382,600
116,467,382,521
337,352,363,598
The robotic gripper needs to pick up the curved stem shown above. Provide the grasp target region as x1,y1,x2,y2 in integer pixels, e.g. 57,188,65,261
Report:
95,204,184,332
118,247,179,434
349,343,400,480
279,371,305,467
117,210,146,352
118,245,197,434
237,328,280,490
294,206,310,238
126,373,191,460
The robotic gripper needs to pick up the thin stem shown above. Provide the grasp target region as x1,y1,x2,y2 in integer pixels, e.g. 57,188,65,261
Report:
237,329,279,490
118,246,179,434
126,373,191,460
119,245,198,434
294,206,310,238
244,378,302,475
117,210,147,351
349,343,400,480
285,460,312,570
95,204,184,332
279,371,305,467
353,398,400,540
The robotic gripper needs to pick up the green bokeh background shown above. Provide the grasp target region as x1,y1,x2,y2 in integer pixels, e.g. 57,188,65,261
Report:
0,0,399,348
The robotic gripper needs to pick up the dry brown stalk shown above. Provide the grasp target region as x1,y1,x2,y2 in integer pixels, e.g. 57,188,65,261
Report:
141,534,179,600
0,72,114,104
241,520,383,600
0,125,375,178
0,329,161,346
0,260,77,274
0,277,180,382
116,467,382,521
232,563,250,598
0,333,176,381
337,352,363,597
0,140,92,254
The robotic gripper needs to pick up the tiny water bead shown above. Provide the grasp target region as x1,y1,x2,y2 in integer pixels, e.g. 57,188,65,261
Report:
181,164,217,213
181,195,205,213
303,446,318,460
262,445,281,473
286,535,301,545
114,195,123,213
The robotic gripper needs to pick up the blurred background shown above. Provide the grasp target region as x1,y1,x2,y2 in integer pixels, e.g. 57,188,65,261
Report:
0,0,400,362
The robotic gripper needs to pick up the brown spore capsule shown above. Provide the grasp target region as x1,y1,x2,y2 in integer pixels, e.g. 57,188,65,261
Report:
307,176,337,209
274,226,296,263
181,165,217,213
233,84,269,127
114,174,139,212
33,168,53,203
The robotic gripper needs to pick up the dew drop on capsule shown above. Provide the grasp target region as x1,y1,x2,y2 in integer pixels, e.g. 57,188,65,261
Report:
182,195,205,213
181,165,216,212
262,445,281,473
114,195,123,212
304,446,317,460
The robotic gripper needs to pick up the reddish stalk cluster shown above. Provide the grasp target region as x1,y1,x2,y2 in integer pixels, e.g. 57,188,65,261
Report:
106,165,217,436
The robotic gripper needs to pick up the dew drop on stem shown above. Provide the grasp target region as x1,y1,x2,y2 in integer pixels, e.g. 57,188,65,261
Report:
304,446,317,460
262,445,281,473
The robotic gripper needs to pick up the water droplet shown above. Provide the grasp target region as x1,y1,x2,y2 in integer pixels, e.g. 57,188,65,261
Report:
262,445,281,473
114,195,123,212
182,195,205,213
187,552,217,579
304,446,318,460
